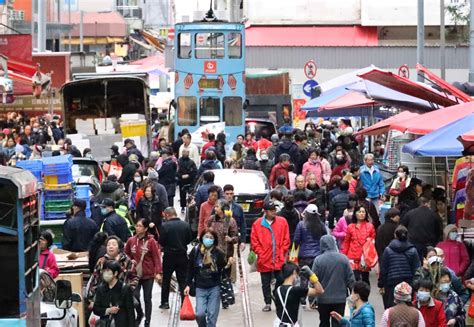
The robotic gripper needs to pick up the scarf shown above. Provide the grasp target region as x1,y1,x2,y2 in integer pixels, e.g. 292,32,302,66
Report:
200,244,217,272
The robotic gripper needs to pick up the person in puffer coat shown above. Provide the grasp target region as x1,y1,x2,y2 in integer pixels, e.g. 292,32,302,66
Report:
96,175,125,203
436,224,470,277
293,204,327,292
331,280,376,327
135,185,163,232
242,147,260,170
378,225,420,309
157,149,177,206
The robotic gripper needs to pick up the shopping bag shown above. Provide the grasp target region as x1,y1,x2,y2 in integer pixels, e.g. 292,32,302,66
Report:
468,294,474,318
180,295,196,321
247,250,257,265
288,243,299,265
361,238,378,269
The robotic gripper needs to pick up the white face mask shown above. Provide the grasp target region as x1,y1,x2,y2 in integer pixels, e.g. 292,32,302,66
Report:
134,176,142,183
397,172,406,178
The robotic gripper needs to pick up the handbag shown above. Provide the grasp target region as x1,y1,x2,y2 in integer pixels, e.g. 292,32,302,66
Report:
180,295,196,321
288,243,299,265
135,239,149,279
95,317,115,327
247,249,258,273
361,238,378,269
468,294,474,318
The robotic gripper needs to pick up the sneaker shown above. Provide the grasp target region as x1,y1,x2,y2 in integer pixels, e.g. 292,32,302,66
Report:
181,207,185,214
159,303,170,309
222,303,229,309
262,304,271,312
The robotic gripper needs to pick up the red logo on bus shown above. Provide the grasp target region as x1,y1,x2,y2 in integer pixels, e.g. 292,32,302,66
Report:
204,61,217,73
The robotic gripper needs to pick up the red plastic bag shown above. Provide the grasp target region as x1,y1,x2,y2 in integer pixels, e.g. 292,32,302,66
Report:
362,238,378,269
180,295,196,321
468,294,474,318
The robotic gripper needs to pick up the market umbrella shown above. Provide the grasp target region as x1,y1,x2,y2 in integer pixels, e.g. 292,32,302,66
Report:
402,113,474,156
356,111,420,136
391,101,474,135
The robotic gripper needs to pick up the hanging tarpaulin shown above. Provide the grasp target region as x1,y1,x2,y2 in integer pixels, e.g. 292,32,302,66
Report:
0,34,33,62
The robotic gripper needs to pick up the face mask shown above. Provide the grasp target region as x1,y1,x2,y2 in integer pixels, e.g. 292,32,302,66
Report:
397,172,406,178
347,295,356,309
417,291,431,302
202,237,214,248
336,155,344,160
102,271,114,283
261,154,269,161
428,256,441,266
449,231,458,241
306,127,312,132
134,176,142,183
439,283,451,293
100,208,109,216
310,159,319,164
293,276,301,286
33,128,39,133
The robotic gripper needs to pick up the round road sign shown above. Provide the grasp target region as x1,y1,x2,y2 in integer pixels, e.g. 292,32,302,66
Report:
304,60,317,80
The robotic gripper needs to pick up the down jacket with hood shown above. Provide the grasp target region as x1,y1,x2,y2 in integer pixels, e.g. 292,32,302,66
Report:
437,224,470,276
274,139,300,166
96,180,125,203
293,219,327,258
312,235,355,304
117,155,139,190
250,215,290,273
378,239,420,288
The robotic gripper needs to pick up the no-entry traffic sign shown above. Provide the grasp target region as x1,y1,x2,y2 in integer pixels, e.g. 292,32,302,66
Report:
304,60,317,80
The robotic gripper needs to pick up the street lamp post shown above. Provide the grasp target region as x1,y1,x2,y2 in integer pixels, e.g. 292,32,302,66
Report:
417,0,425,82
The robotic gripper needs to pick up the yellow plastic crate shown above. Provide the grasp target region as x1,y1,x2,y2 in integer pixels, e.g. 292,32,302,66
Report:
44,183,73,191
44,175,58,185
121,123,147,137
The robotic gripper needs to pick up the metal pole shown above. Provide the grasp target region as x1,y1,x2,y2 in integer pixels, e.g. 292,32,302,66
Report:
469,0,474,82
417,0,425,82
440,0,446,80
31,0,35,50
79,11,84,52
37,0,46,52
68,0,72,52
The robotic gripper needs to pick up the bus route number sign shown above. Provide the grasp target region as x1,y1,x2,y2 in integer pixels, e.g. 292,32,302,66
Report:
204,61,217,74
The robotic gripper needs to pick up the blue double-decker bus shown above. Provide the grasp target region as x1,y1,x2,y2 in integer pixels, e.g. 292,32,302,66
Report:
173,17,245,141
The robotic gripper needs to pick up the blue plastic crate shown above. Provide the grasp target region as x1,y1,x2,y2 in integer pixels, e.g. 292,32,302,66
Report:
75,185,91,198
43,212,68,220
16,160,43,171
31,171,43,182
44,189,74,199
42,155,73,175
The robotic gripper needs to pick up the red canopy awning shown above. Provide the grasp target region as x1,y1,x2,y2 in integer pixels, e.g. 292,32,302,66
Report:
416,64,472,103
358,68,459,108
391,101,474,135
356,110,420,136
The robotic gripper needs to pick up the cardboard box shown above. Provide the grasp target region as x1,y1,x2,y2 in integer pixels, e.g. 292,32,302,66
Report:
56,273,85,327
120,113,145,120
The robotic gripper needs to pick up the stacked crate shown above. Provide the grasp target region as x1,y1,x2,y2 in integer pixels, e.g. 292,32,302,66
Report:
16,159,43,182
42,155,74,220
75,184,91,218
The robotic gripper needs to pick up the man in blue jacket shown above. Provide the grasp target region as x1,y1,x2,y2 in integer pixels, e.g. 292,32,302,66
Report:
359,153,385,212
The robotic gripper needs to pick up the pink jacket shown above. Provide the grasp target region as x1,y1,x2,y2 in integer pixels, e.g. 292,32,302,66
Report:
40,248,59,279
332,216,349,247
302,159,331,187
437,240,470,276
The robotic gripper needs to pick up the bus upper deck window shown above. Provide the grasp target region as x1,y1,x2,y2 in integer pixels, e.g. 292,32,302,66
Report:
228,33,242,59
223,96,242,126
177,96,197,126
178,33,192,59
195,33,224,59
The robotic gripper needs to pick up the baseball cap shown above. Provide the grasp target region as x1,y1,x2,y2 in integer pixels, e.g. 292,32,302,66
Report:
100,198,115,208
263,200,276,211
304,204,320,215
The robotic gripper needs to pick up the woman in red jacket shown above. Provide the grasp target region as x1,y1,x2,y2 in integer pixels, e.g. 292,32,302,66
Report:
39,231,59,279
342,205,376,286
125,218,162,327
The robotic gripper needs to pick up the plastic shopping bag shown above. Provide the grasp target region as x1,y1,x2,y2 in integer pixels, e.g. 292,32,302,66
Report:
180,295,196,321
362,238,378,269
288,243,299,265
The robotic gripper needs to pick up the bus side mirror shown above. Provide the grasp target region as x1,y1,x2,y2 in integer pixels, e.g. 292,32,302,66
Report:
55,280,73,310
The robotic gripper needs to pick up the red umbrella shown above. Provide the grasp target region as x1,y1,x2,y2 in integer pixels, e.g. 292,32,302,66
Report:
356,111,420,136
390,101,474,135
